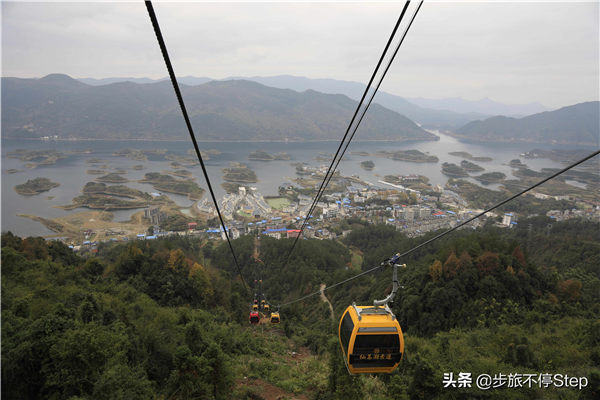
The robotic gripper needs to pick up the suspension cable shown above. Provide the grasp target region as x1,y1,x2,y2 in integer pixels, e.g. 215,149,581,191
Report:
283,0,414,265
145,1,249,293
320,1,424,208
275,149,600,308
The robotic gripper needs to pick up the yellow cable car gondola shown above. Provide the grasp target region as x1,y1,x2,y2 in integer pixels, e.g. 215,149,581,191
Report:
338,260,406,374
270,311,280,324
252,304,258,311
264,304,270,312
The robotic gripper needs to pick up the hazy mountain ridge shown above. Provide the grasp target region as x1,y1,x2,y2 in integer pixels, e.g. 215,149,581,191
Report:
76,74,491,129
406,96,549,117
1,74,436,142
454,102,599,145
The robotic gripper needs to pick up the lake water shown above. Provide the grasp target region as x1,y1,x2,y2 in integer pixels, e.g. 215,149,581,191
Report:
1,133,575,237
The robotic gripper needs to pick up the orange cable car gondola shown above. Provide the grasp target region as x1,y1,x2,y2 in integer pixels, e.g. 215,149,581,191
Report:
270,311,280,324
338,260,406,374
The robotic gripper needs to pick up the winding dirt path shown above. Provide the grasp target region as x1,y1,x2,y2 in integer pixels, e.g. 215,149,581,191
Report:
320,283,334,320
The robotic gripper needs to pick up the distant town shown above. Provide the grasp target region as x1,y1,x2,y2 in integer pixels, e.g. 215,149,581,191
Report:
68,165,600,254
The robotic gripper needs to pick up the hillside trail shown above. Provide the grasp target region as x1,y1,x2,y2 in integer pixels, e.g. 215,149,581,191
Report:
320,283,334,320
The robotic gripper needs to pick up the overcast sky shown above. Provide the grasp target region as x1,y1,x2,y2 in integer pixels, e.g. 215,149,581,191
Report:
2,1,598,108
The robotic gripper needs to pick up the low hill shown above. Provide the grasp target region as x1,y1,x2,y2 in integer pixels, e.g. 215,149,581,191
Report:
1,74,437,142
454,101,599,145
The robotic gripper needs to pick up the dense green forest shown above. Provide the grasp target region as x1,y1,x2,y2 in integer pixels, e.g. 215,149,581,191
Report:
2,218,599,399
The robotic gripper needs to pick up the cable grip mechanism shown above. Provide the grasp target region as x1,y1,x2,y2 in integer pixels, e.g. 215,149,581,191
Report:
374,257,406,308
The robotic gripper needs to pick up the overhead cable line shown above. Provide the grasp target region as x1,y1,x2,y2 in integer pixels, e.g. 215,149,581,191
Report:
283,0,415,265
318,1,424,209
145,1,249,293
275,149,600,308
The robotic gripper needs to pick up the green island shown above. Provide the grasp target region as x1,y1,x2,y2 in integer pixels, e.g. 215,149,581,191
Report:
82,182,153,200
441,162,468,177
513,167,546,179
165,153,199,166
222,163,258,183
86,169,106,175
164,169,193,179
509,159,528,168
59,181,168,211
113,149,147,161
7,149,67,168
96,173,128,183
448,151,493,162
351,151,370,156
60,194,149,211
474,171,507,184
376,149,439,163
248,150,291,161
460,160,485,172
187,148,221,159
140,172,205,200
7,169,21,174
360,160,375,170
14,177,60,196
132,164,145,170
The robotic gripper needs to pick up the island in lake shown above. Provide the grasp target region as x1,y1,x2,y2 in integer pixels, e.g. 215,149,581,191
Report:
7,149,67,168
521,148,591,164
59,182,158,210
376,149,438,163
164,169,193,179
509,159,528,169
87,169,106,175
83,182,153,200
474,172,507,184
223,163,258,183
96,173,128,183
460,160,485,172
441,162,469,177
165,154,199,166
140,173,205,200
360,160,375,170
14,177,60,196
248,150,291,161
448,151,493,162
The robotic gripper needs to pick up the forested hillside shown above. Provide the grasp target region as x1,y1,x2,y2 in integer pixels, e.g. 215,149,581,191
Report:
2,218,599,399
454,101,599,146
1,74,436,142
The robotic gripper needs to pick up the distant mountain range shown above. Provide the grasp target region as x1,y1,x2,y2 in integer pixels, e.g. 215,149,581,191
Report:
405,96,549,117
1,74,437,142
79,74,489,129
453,102,599,145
